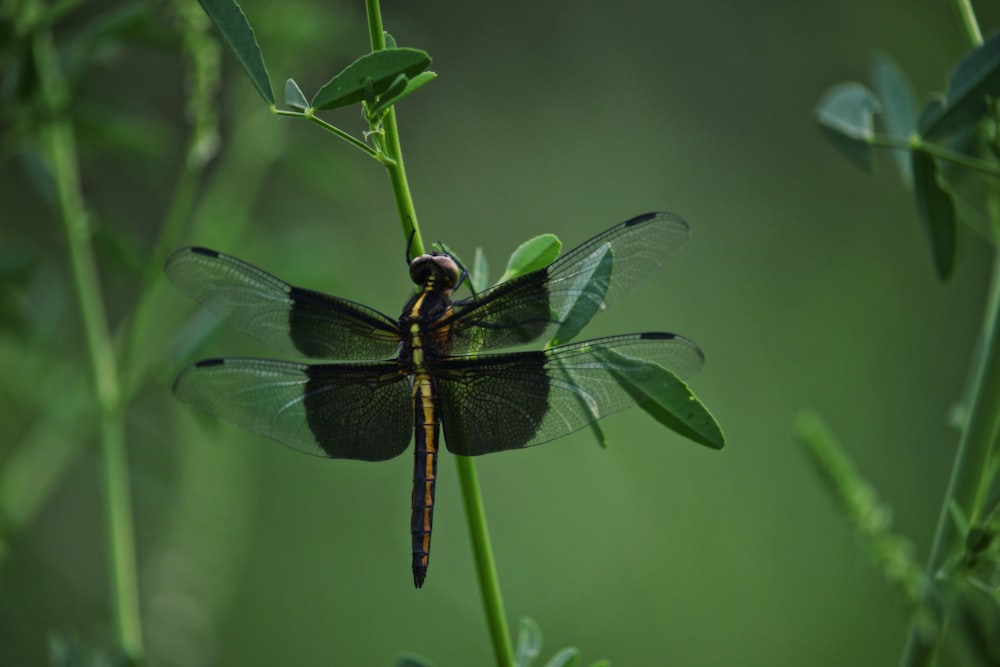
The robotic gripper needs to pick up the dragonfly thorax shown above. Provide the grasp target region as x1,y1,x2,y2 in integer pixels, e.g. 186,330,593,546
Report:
409,253,460,290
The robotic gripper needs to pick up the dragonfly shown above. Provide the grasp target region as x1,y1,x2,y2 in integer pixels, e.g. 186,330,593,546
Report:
166,212,705,587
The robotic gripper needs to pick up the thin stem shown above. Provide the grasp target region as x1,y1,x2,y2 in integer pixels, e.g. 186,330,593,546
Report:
455,456,515,667
900,252,1000,666
30,15,143,660
274,108,380,159
870,134,1000,179
365,0,423,256
898,6,997,664
951,0,983,48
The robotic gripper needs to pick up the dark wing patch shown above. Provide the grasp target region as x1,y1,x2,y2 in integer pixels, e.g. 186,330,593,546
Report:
166,246,401,360
174,357,411,461
439,332,703,455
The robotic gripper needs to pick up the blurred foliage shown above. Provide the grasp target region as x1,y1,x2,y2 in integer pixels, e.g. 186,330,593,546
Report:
3,0,1000,666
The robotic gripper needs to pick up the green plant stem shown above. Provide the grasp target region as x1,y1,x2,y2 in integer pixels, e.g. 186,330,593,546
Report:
901,262,1000,665
951,0,983,47
362,2,510,664
30,17,143,660
899,8,992,665
870,135,1000,179
455,456,515,667
274,108,379,158
365,0,423,256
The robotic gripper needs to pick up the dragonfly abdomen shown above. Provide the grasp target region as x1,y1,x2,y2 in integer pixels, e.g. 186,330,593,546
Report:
410,371,439,588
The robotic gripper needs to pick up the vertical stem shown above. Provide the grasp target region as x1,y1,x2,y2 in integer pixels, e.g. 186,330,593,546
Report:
455,456,515,667
31,16,143,660
900,256,1000,666
899,6,992,665
951,0,983,47
363,2,512,664
364,0,424,256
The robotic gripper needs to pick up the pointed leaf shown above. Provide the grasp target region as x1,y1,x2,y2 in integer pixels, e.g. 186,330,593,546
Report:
384,31,397,49
312,48,431,111
596,346,725,450
471,246,489,294
871,54,918,186
284,78,308,111
371,71,438,116
921,30,1000,139
515,617,543,667
549,243,611,346
542,648,581,667
197,0,273,105
499,234,562,283
912,150,957,280
815,82,880,171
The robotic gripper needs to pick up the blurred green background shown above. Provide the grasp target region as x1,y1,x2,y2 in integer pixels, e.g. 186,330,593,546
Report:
3,1,999,665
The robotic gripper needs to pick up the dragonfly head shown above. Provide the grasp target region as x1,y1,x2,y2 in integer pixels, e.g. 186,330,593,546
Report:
409,253,460,290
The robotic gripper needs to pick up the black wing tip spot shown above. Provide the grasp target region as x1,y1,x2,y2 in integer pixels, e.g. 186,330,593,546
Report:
624,211,690,233
640,331,677,341
193,358,227,368
189,246,220,258
626,211,662,226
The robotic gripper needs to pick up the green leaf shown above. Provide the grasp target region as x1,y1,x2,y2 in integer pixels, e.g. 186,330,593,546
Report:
514,617,543,667
499,234,562,283
549,243,611,346
471,246,489,294
384,31,397,49
542,648,581,667
284,78,309,111
596,345,725,450
370,71,438,116
815,82,880,171
912,149,957,280
921,30,1000,139
871,54,918,186
312,48,432,111
197,0,274,105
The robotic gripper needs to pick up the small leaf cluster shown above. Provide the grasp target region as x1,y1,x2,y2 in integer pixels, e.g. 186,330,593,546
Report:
816,32,1000,280
196,0,435,161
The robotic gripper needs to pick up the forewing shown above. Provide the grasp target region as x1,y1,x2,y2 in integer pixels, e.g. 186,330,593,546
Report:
445,212,689,353
174,358,411,461
439,333,703,455
166,246,401,359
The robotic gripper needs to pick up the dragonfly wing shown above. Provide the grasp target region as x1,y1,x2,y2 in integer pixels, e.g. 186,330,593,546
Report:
439,332,704,455
445,212,689,353
166,246,402,360
174,358,412,461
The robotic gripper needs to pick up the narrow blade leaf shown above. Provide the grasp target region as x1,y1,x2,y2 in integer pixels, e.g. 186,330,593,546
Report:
312,47,431,111
597,346,725,450
471,246,489,294
912,150,958,280
871,54,918,186
815,82,880,171
197,0,273,105
371,71,438,116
